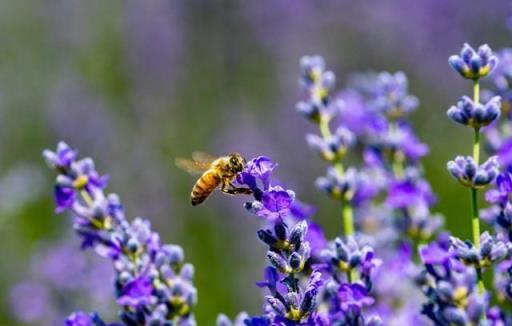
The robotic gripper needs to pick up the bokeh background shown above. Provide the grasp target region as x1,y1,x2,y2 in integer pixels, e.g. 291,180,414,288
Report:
1,1,511,324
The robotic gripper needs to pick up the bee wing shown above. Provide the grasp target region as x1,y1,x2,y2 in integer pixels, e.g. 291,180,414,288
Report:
191,151,217,164
175,158,211,175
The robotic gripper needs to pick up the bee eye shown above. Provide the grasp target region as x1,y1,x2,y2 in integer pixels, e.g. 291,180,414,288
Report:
230,158,237,164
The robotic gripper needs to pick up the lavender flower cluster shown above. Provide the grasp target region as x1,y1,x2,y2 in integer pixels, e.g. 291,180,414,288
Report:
25,38,512,326
43,142,197,325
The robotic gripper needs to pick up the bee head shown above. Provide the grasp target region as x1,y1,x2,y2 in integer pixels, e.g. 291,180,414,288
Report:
228,153,246,173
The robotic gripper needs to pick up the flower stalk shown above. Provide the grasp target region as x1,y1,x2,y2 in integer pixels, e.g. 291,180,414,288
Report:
472,79,485,294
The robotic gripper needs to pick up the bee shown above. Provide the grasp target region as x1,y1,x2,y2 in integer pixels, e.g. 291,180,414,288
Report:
176,152,252,206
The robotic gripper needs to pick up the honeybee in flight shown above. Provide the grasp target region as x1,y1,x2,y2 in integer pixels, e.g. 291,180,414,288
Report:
176,152,252,206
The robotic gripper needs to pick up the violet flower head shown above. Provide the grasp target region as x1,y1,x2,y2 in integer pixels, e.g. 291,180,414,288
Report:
43,141,78,170
250,186,296,222
316,167,376,205
368,122,429,164
338,283,375,314
419,242,453,266
299,55,335,105
237,155,278,194
43,142,198,325
447,155,499,189
296,55,340,123
326,282,382,326
263,271,323,323
420,259,486,325
418,235,490,325
386,175,435,210
447,95,501,128
44,143,108,213
372,71,419,118
449,232,509,268
305,126,355,162
240,156,320,226
320,237,381,288
238,155,328,324
258,219,310,274
449,43,498,80
255,220,323,324
335,89,376,137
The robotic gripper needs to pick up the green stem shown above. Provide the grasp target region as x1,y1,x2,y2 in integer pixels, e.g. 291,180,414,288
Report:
473,128,480,165
319,114,357,282
476,267,485,294
391,147,406,180
473,80,480,105
81,190,94,207
320,116,355,239
342,201,355,237
319,116,331,140
472,80,486,296
471,188,480,249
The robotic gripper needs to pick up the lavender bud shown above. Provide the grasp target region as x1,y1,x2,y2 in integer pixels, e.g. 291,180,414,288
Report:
447,96,501,128
288,252,303,271
274,220,288,241
265,296,287,315
296,101,320,122
267,251,290,273
289,220,308,247
257,229,278,247
447,156,499,188
449,43,498,80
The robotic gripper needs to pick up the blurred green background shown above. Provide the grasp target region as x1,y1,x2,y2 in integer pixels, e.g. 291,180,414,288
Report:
0,0,511,324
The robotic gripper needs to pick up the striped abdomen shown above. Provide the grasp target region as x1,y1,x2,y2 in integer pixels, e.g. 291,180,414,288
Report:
191,169,221,206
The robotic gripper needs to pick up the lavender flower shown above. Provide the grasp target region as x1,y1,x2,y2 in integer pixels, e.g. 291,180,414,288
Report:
370,245,427,324
249,186,296,222
315,167,376,205
419,243,487,325
447,155,499,188
447,95,501,128
372,71,419,118
299,55,335,108
376,123,429,162
43,142,197,325
320,237,381,288
450,232,509,268
237,155,278,197
337,283,375,316
259,219,310,274
449,43,498,80
252,222,322,323
419,241,453,266
305,127,354,162
237,156,328,324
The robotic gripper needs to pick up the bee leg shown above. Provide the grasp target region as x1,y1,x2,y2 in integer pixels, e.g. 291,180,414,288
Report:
227,187,253,195
220,181,252,195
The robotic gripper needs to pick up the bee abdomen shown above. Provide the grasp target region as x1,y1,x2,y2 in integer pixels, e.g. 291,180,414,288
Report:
191,171,221,206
